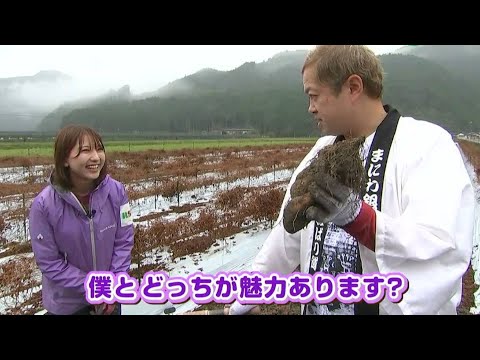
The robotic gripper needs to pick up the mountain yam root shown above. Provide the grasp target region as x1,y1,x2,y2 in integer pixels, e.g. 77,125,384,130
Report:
283,136,366,234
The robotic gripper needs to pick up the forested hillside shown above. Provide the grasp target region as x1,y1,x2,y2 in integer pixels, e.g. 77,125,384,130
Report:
38,46,480,136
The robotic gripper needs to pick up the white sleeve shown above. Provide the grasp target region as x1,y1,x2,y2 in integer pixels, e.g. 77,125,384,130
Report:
229,137,334,315
375,132,475,314
229,222,302,315
249,139,313,275
229,140,322,315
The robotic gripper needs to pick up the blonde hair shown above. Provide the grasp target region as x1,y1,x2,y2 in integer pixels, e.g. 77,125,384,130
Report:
302,45,384,99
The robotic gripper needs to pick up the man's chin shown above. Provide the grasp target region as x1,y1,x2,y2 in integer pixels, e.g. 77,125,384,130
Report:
315,121,342,137
317,122,331,136
318,126,343,137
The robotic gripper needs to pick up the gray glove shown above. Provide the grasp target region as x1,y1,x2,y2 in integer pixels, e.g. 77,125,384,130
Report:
305,174,362,227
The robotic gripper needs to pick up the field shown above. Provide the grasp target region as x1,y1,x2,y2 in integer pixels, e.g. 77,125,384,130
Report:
456,140,480,315
0,137,315,157
0,137,478,315
0,138,315,314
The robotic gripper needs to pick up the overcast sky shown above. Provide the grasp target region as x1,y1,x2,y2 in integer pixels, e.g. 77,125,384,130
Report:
0,45,404,95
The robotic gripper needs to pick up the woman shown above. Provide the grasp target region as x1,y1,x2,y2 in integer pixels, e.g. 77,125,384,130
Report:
29,124,134,315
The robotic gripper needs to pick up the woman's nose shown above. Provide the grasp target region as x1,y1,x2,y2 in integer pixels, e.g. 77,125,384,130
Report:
90,149,100,160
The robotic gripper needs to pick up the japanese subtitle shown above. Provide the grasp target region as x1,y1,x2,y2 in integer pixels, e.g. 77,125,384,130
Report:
84,271,409,306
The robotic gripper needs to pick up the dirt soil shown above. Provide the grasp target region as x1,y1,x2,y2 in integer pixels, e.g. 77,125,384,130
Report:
283,137,366,234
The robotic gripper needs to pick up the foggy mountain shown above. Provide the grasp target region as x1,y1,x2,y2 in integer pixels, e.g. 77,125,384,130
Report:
0,70,71,87
0,71,72,131
394,45,480,84
149,50,308,98
0,71,133,132
380,53,480,133
4,46,480,135
37,85,132,132
52,50,313,137
42,46,480,136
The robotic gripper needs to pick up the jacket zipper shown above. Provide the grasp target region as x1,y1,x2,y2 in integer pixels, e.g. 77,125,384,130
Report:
89,218,96,271
72,193,97,271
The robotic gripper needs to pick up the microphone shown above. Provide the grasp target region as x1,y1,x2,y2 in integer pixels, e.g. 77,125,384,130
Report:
88,209,96,219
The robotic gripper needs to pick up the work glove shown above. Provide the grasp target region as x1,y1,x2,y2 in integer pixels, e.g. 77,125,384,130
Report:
305,174,362,227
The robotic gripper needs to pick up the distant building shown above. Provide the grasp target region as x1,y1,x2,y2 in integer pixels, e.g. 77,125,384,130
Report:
457,132,480,143
221,128,256,136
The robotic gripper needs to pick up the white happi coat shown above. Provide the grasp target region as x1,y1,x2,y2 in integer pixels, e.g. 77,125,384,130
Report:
249,116,475,315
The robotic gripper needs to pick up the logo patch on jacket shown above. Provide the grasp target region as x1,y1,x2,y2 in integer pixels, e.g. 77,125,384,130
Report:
120,203,133,227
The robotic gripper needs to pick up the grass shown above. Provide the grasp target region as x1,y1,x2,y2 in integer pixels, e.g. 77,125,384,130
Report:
0,138,316,157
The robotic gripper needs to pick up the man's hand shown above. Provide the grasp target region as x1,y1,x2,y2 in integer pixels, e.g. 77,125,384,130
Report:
224,303,261,315
102,303,117,315
305,174,362,227
91,303,117,315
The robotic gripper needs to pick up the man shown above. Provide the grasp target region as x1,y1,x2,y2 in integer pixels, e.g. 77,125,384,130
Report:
228,45,474,315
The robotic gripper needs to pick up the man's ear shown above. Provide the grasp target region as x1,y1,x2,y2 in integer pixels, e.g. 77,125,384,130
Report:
345,74,363,98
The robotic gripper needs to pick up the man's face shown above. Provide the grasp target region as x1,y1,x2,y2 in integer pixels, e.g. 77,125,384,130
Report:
302,66,352,136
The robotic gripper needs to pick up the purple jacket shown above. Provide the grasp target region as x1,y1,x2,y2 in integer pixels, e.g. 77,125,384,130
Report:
29,174,134,315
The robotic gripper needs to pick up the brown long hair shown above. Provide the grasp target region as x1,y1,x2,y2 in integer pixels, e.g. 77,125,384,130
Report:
52,124,108,190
